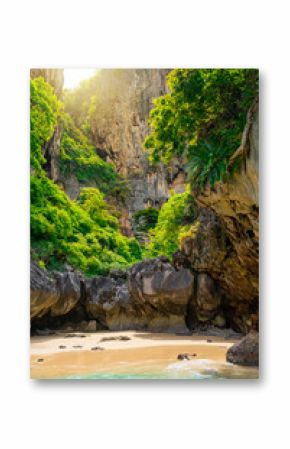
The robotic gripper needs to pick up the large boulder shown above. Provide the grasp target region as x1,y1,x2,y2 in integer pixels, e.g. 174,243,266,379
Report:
50,271,81,316
30,262,60,319
226,331,259,366
30,262,82,322
84,274,148,330
83,257,195,332
127,257,194,332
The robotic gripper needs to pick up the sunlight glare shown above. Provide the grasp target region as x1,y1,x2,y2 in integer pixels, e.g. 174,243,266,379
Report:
64,69,97,89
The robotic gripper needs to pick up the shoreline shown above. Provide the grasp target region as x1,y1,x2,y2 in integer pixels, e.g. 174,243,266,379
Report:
30,331,259,379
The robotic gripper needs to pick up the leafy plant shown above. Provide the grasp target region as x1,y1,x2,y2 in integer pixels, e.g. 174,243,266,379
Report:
146,188,195,259
133,208,159,234
144,69,258,190
30,76,142,276
59,112,128,200
30,76,62,173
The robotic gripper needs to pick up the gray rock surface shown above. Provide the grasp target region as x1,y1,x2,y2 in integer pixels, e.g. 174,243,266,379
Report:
226,331,259,366
30,262,60,319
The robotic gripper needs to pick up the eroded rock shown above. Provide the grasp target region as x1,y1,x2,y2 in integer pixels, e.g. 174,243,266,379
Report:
30,262,60,319
51,271,81,316
226,331,259,366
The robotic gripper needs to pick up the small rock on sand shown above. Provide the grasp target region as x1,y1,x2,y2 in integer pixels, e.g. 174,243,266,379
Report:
58,345,66,349
91,346,104,351
65,333,86,338
100,336,131,342
37,358,44,362
72,345,83,349
177,353,190,360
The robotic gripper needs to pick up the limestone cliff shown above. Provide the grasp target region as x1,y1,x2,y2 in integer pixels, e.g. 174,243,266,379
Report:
84,69,172,233
179,99,259,333
31,69,177,235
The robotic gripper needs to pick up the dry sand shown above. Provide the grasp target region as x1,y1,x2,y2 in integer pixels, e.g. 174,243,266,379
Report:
30,331,258,379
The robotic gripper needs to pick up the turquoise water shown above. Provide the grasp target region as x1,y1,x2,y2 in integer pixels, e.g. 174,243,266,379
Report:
62,360,258,380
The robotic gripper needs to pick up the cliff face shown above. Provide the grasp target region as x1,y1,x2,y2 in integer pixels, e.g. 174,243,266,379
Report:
85,69,172,232
31,69,177,235
180,99,259,333
30,68,64,180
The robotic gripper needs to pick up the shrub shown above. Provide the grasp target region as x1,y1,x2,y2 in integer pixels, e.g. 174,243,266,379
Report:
30,76,142,275
144,69,258,191
146,188,195,259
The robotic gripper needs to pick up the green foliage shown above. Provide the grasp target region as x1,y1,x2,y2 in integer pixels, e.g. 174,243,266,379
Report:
31,173,142,275
133,208,159,234
30,76,142,276
144,69,258,191
146,188,195,259
30,77,62,172
59,113,128,199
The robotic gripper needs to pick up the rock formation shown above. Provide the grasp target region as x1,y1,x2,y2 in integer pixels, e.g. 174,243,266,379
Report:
31,69,184,235
30,71,259,337
179,99,259,333
30,257,195,333
226,331,259,366
78,69,173,234
30,262,60,319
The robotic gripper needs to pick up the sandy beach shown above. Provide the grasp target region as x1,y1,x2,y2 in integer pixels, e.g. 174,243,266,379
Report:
30,331,259,379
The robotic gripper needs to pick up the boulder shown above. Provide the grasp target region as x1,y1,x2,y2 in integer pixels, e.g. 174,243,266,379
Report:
83,257,194,332
128,257,194,332
51,271,81,316
226,331,259,366
128,257,194,308
84,275,146,330
30,262,60,319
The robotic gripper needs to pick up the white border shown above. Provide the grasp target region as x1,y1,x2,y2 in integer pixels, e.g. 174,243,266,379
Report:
1,1,289,447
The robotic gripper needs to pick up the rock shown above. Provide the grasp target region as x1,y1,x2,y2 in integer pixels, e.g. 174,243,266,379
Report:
128,257,194,332
83,257,195,332
109,269,128,280
78,320,98,332
172,250,191,270
177,353,190,360
76,69,171,234
91,346,104,351
37,358,44,362
99,335,131,342
31,262,82,322
58,345,66,349
195,273,221,321
226,331,259,366
179,100,259,333
35,328,56,336
30,262,60,319
212,313,226,328
51,271,81,316
72,345,83,349
207,339,213,343
175,331,193,336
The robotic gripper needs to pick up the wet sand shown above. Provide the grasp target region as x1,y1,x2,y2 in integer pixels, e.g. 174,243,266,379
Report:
30,331,259,379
